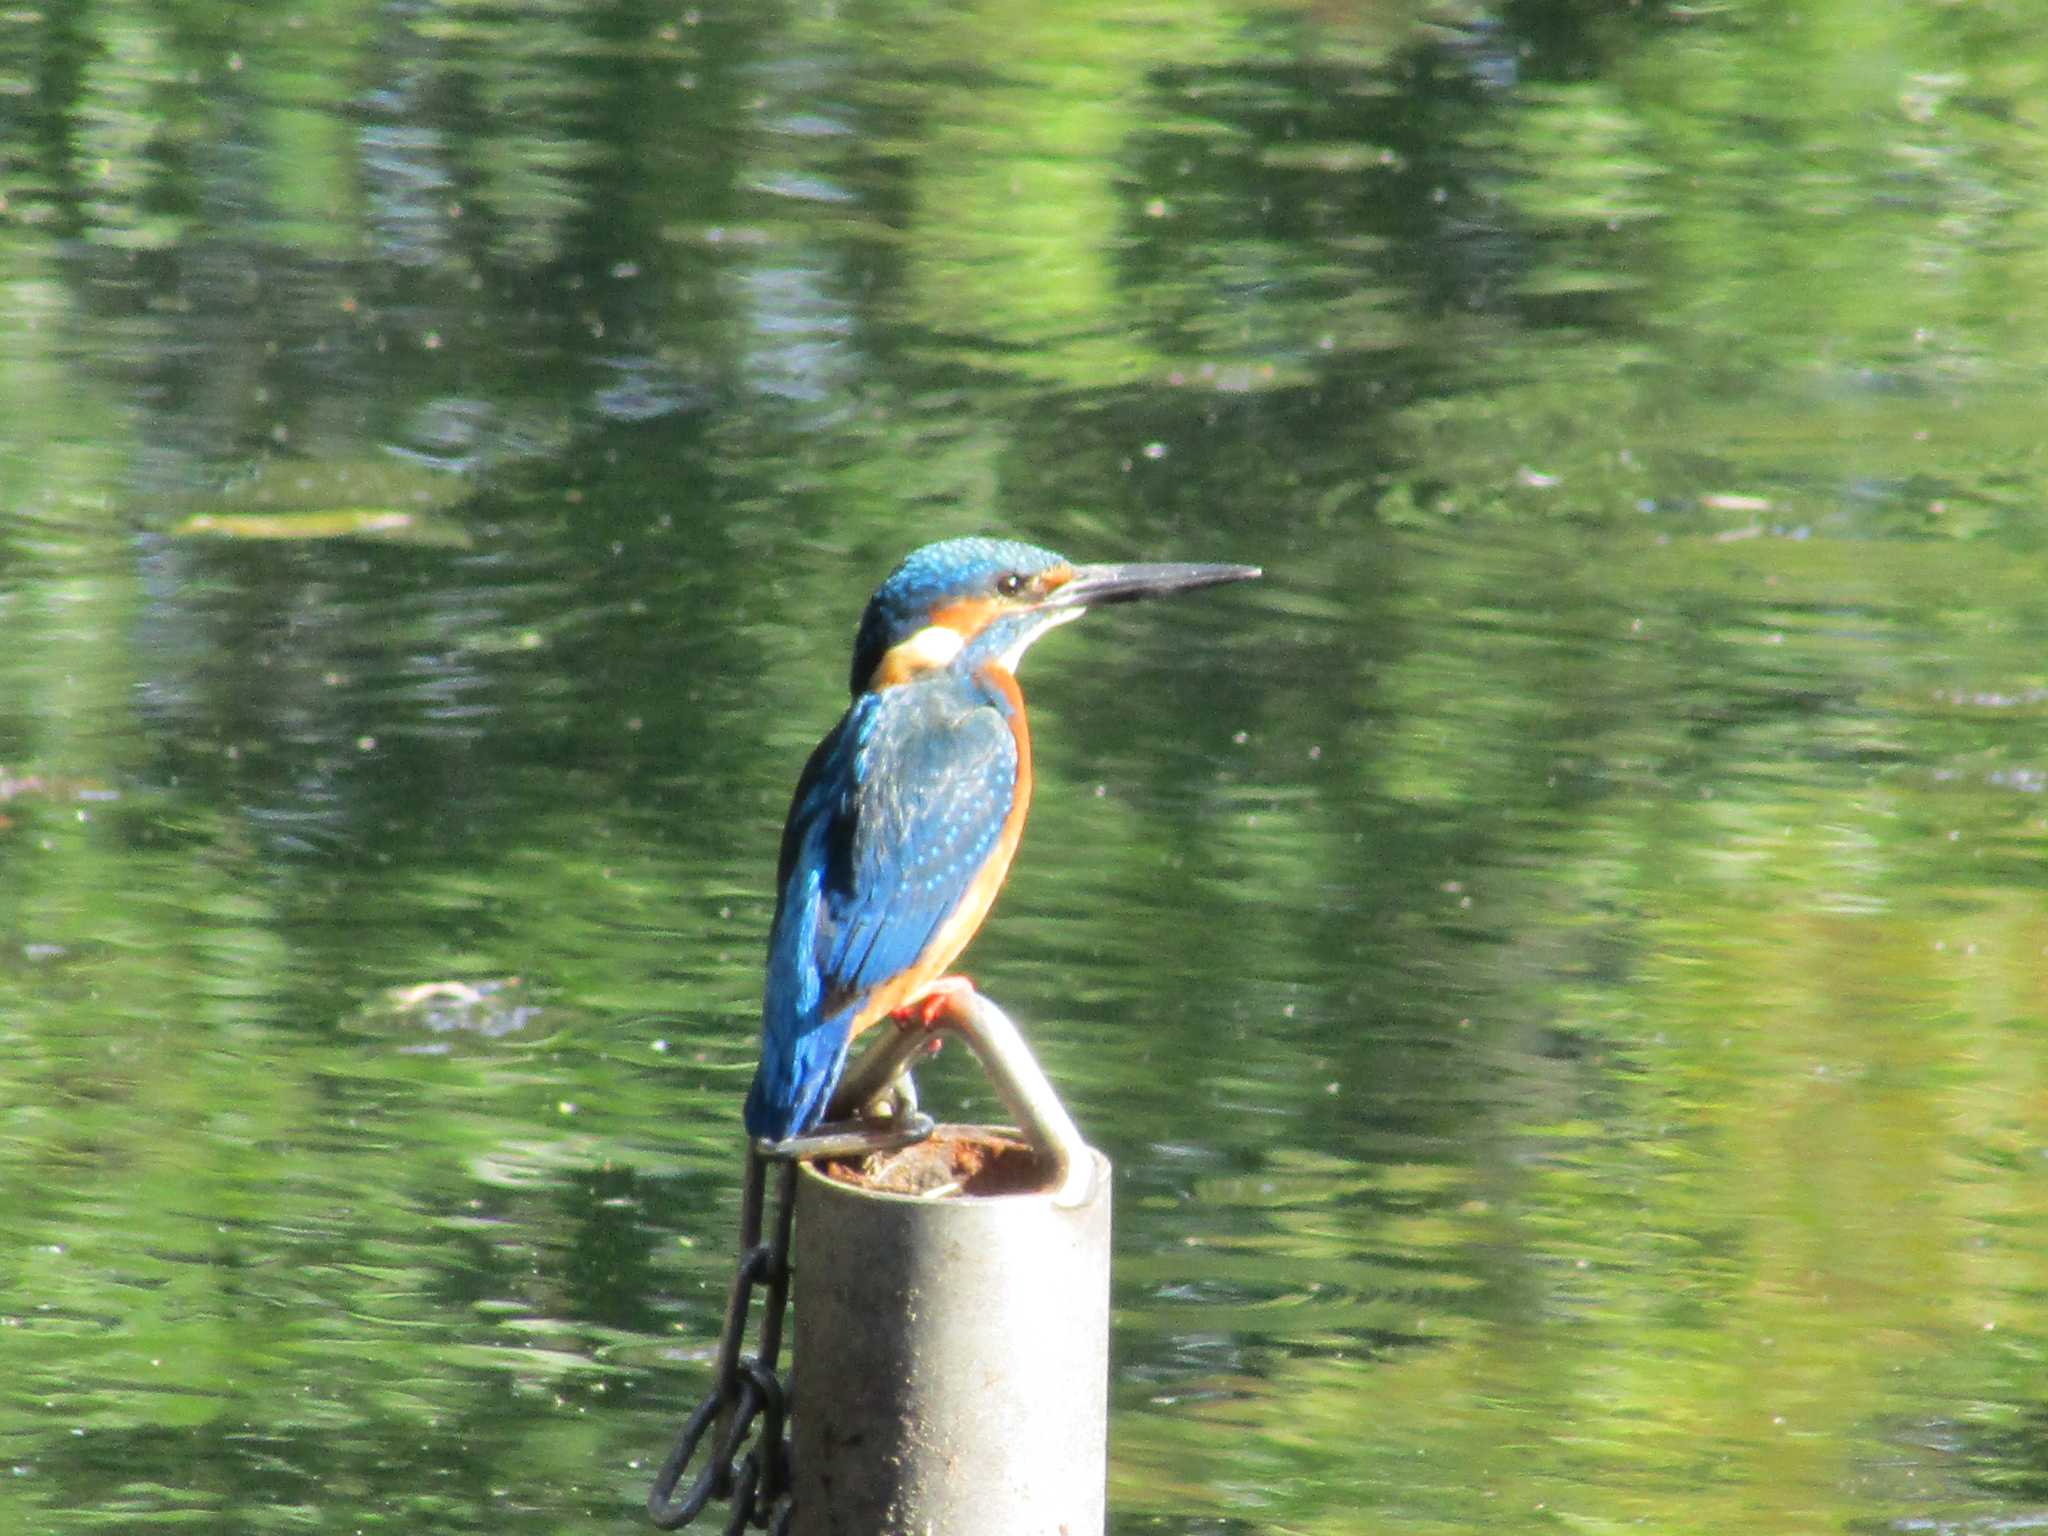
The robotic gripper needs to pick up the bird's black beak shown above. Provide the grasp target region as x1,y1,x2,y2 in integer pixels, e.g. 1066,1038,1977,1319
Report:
1048,560,1262,609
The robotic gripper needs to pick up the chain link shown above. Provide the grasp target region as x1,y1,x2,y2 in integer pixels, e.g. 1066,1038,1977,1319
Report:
648,1146,796,1531
648,1107,934,1530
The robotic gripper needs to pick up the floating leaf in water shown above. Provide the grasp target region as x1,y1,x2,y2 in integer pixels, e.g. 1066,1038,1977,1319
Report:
212,456,469,513
167,457,473,546
1700,492,1773,514
172,509,473,548
1257,141,1398,173
350,976,539,1039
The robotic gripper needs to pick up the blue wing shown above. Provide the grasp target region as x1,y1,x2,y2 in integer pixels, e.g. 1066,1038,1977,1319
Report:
744,676,1017,1140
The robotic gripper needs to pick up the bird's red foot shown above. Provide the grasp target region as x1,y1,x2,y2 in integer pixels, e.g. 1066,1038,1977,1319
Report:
890,975,975,1035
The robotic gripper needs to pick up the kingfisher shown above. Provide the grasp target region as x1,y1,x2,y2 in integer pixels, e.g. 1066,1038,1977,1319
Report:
743,536,1260,1143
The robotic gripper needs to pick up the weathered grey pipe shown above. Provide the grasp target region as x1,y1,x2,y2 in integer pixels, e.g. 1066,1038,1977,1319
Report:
792,990,1110,1535
789,1144,1111,1535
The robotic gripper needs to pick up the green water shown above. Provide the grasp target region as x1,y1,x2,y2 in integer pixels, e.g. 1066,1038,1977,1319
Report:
4,1,2048,1531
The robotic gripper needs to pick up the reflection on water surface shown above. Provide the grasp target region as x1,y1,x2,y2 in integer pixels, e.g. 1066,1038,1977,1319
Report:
2,1,2047,1532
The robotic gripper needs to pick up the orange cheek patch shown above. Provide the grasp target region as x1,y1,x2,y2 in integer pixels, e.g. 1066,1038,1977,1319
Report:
929,595,1002,637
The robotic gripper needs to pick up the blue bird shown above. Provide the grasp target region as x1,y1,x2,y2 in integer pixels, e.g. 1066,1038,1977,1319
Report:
743,536,1260,1143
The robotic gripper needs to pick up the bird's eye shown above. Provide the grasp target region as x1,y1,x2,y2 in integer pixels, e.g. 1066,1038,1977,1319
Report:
995,571,1028,597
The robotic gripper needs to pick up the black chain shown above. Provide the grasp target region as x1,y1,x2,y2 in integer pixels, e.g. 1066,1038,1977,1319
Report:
648,1146,796,1532
647,1105,932,1530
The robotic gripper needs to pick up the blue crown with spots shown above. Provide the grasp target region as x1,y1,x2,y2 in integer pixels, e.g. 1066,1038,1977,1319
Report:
849,537,1064,694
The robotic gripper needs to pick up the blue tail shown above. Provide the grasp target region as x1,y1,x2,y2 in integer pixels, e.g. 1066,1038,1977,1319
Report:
743,1014,853,1142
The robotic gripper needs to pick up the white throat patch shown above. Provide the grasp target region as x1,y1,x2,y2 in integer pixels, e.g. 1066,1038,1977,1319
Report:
873,623,966,686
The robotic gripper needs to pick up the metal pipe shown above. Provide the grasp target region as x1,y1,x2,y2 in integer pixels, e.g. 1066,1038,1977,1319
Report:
827,989,1097,1207
788,1136,1112,1535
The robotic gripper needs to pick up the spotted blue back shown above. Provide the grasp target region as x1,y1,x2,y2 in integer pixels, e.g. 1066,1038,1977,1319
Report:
744,666,1020,1140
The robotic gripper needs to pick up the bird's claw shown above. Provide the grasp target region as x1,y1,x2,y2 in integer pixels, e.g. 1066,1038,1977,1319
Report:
890,975,976,1033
